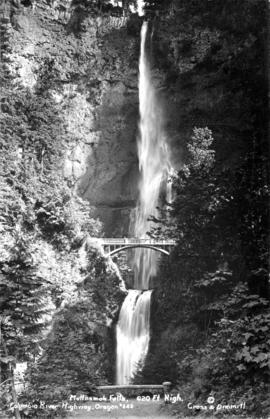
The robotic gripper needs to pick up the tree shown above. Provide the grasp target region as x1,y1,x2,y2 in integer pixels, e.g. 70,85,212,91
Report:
0,232,49,418
0,58,103,417
20,248,125,418
141,123,269,415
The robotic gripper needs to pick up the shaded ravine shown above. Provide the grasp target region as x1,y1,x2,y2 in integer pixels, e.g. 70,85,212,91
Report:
116,22,172,385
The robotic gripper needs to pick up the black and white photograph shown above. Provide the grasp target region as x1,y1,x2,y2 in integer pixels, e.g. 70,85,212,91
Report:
0,0,269,418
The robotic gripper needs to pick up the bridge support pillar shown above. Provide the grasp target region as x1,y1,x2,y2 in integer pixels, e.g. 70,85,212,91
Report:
162,381,172,394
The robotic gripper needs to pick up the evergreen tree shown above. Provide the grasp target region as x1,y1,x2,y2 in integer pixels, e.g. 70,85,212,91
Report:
143,125,269,415
0,231,49,418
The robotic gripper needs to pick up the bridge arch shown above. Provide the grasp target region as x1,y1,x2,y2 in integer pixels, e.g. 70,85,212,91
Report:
90,238,176,257
107,244,170,257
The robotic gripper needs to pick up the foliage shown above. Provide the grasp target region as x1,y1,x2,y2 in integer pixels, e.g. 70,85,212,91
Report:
18,249,124,418
0,232,49,416
0,233,49,360
187,128,215,171
174,291,270,416
138,3,269,414
68,0,137,33
141,118,269,416
0,61,103,417
0,0,268,417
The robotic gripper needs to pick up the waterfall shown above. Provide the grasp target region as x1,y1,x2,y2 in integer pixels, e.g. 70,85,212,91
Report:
116,290,151,384
116,22,172,385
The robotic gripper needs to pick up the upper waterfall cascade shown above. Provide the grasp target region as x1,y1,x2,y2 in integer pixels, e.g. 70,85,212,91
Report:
116,21,173,385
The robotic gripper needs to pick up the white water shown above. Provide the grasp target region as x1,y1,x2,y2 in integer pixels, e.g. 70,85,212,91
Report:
116,290,151,384
116,22,172,385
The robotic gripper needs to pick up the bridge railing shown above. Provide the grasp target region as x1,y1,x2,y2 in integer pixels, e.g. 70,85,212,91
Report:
96,382,172,398
100,238,176,245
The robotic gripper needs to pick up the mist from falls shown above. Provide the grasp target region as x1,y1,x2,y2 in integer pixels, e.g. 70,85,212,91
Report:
116,22,172,385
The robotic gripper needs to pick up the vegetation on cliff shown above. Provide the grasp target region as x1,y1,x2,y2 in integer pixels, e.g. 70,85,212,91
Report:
134,1,269,417
0,0,268,418
138,125,269,416
0,48,123,416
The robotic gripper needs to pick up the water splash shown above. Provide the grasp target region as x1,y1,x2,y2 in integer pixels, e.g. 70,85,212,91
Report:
116,290,151,384
116,22,172,385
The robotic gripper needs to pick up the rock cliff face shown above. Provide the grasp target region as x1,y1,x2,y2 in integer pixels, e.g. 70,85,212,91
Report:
2,0,142,235
1,0,255,237
148,4,258,169
2,1,209,237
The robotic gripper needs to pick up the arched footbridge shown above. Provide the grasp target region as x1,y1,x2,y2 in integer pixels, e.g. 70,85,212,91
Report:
93,238,176,256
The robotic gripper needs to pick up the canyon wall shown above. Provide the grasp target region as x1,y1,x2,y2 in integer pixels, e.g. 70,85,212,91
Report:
1,0,250,234
1,0,143,235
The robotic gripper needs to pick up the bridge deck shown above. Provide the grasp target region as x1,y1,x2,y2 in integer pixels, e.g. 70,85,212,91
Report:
97,385,164,389
98,238,176,246
89,238,176,256
96,384,170,398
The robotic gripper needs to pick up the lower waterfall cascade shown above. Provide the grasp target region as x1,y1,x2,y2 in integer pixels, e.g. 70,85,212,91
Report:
116,21,173,385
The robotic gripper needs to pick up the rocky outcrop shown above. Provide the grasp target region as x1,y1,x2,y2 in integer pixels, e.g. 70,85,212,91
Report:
1,0,142,235
1,0,252,237
4,0,232,237
149,3,257,169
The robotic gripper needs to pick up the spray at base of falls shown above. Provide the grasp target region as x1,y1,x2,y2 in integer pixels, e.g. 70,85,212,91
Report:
116,22,173,385
116,290,151,384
